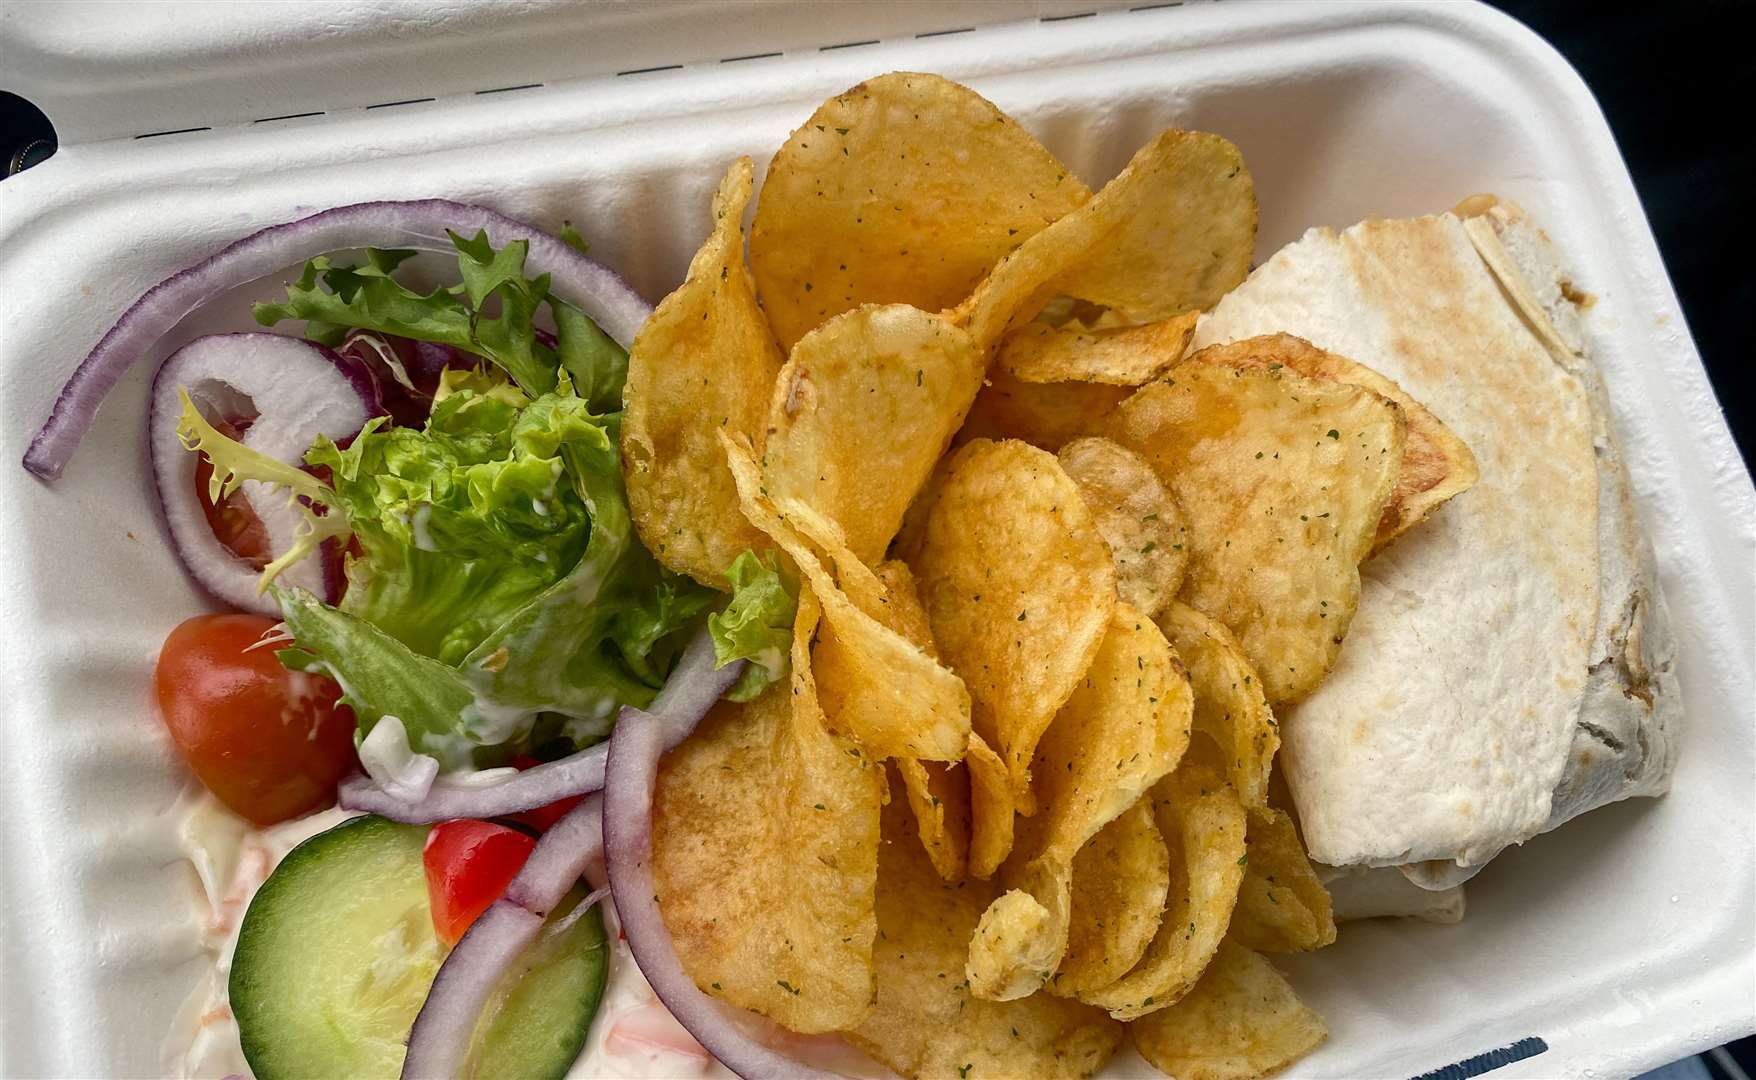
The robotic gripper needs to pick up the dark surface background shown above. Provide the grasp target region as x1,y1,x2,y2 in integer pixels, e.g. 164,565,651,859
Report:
1489,0,1752,464
2,1,1752,1069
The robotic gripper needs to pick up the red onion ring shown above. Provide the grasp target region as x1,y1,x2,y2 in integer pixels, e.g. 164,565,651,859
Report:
401,628,741,1080
148,333,371,614
337,745,607,824
602,649,838,1079
402,900,545,1080
506,794,606,904
401,794,609,1080
25,199,650,481
340,623,749,822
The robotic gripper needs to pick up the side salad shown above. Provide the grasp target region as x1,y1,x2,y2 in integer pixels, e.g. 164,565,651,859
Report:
28,201,793,1079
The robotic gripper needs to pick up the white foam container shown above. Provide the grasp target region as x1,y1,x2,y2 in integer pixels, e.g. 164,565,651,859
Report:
1,2,1751,1078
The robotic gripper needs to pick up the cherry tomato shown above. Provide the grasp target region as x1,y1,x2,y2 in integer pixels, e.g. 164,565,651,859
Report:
154,614,356,826
423,820,537,945
506,755,585,832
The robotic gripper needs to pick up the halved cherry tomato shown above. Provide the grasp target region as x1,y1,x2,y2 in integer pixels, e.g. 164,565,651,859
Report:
423,820,537,945
506,755,585,832
154,613,356,826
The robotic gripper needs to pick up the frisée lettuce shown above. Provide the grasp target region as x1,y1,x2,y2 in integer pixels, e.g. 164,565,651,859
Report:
175,391,353,585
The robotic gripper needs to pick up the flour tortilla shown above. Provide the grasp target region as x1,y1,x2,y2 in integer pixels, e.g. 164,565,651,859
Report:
1193,203,1679,886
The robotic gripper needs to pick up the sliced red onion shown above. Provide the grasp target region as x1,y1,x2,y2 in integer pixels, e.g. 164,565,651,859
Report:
403,900,544,1080
403,630,737,1080
26,199,651,481
641,624,751,734
318,539,347,607
402,795,610,1080
603,642,834,1079
336,743,607,823
567,886,612,927
506,794,606,905
339,629,749,822
148,333,372,615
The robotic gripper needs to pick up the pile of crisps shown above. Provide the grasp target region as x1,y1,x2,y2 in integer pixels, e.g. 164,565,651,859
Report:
622,73,1477,1080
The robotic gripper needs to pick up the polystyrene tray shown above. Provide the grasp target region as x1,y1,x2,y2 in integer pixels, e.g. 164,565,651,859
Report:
1,3,1751,1078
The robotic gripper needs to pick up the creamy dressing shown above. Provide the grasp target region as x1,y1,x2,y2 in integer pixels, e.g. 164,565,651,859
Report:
410,503,440,552
357,716,441,801
162,793,354,1079
163,792,745,1080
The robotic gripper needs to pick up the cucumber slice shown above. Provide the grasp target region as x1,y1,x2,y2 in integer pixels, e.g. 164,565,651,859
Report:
230,815,607,1080
471,890,608,1080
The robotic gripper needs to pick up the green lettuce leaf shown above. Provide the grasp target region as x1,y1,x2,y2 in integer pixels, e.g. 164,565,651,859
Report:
709,549,798,702
305,368,590,665
552,301,628,413
269,370,715,761
450,389,714,746
253,253,478,355
274,585,487,768
252,232,623,399
203,223,710,767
